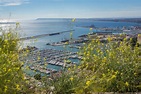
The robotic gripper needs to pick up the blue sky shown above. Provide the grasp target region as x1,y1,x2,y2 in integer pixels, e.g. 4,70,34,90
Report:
0,0,141,19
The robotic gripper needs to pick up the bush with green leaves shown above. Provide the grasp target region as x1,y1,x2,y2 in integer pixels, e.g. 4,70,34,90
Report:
43,71,81,94
34,74,42,80
76,38,141,93
0,27,28,93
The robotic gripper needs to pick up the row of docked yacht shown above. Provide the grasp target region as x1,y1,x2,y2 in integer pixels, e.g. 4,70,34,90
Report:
20,47,80,74
29,64,57,74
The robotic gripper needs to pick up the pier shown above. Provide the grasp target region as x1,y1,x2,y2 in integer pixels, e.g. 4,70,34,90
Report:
18,29,75,41
46,38,89,46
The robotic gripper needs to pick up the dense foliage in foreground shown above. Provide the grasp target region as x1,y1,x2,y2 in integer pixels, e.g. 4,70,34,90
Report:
0,28,27,93
45,38,141,94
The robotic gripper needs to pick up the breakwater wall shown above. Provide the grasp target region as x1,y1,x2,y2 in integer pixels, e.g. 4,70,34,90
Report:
18,29,75,41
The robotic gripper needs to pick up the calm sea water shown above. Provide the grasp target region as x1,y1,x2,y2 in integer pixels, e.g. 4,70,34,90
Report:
18,19,140,50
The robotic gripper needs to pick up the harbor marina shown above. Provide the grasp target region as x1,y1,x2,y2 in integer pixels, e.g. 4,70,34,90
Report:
20,47,81,76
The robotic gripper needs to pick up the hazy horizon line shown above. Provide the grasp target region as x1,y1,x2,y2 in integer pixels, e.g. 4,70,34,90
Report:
1,17,141,21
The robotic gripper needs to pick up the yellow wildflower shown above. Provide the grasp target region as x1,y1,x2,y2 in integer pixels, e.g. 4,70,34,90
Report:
115,71,118,75
102,57,107,63
8,69,11,72
111,75,116,79
102,73,106,77
3,68,6,72
121,73,123,75
44,63,47,66
12,41,16,44
70,32,73,37
100,51,103,55
78,66,81,69
83,43,85,45
16,67,20,70
86,80,90,86
96,39,99,43
89,28,93,31
87,53,90,56
138,34,141,37
16,22,20,26
37,57,40,60
26,49,29,53
134,73,137,76
65,42,69,45
68,68,71,71
4,40,8,43
4,85,7,92
107,37,112,41
70,77,73,81
72,18,76,22
44,58,46,61
26,66,29,69
123,38,127,41
8,33,11,37
125,82,129,86
7,80,10,82
16,84,21,90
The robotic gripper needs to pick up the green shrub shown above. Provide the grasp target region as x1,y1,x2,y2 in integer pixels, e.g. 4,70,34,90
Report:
34,74,41,80
43,71,82,94
130,37,138,48
77,38,141,92
0,28,27,94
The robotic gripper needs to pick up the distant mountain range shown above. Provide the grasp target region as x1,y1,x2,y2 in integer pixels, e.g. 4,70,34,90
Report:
36,18,71,20
97,18,141,23
36,18,141,23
